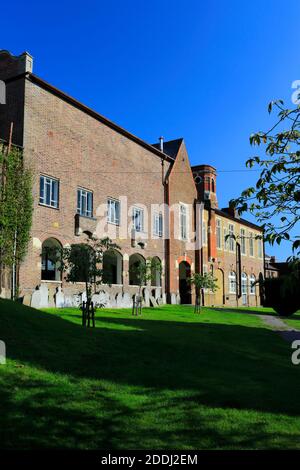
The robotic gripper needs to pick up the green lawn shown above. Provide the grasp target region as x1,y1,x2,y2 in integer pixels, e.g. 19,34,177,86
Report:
282,310,300,331
0,300,300,450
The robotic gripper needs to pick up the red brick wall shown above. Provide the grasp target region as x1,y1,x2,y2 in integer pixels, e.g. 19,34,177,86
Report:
167,142,198,301
19,78,172,294
0,77,25,147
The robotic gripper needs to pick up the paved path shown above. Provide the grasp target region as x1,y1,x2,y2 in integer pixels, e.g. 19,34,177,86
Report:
259,314,300,342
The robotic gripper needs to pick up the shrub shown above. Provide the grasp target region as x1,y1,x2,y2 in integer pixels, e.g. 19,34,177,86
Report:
264,277,300,317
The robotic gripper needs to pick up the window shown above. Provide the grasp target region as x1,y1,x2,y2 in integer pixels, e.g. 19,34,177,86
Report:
211,178,215,193
249,232,254,257
40,175,59,208
229,224,235,251
202,221,207,245
250,274,256,294
241,273,248,304
153,212,163,237
107,198,120,225
241,228,246,255
133,207,144,232
77,188,93,217
242,272,247,292
257,238,263,258
229,271,236,294
224,227,228,250
205,176,211,191
179,204,188,240
216,219,222,249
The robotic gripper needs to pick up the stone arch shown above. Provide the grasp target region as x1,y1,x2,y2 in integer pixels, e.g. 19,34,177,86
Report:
129,253,146,286
41,238,62,281
150,256,162,287
103,249,123,285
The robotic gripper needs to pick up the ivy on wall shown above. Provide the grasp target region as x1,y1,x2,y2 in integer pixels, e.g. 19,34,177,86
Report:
0,146,33,297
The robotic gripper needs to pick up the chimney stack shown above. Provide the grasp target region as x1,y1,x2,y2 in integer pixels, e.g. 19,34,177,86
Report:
159,136,164,153
0,50,33,81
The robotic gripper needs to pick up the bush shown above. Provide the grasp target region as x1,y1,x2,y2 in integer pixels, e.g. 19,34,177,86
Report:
264,277,300,317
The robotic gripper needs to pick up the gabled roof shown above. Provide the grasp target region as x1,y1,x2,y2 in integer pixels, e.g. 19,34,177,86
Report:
214,208,263,231
5,71,175,163
151,138,183,160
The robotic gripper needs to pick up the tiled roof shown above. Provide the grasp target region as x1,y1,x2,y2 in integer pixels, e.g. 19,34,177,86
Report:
151,138,183,159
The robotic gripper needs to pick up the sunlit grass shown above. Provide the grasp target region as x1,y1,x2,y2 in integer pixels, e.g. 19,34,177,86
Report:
0,300,299,449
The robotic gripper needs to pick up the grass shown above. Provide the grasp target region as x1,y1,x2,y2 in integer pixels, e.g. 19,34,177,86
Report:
282,311,300,330
0,299,300,449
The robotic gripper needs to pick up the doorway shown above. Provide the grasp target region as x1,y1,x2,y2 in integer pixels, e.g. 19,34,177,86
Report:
179,261,191,304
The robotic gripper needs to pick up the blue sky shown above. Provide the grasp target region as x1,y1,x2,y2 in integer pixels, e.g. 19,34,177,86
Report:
2,0,299,260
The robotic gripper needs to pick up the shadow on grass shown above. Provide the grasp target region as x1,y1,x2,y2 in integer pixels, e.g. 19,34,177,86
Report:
210,307,278,317
1,371,299,450
0,300,298,411
1,299,300,449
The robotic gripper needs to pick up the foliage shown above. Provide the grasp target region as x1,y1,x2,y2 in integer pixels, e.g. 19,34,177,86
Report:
129,257,162,295
0,147,33,296
189,272,218,292
262,257,300,316
189,272,218,311
61,236,119,302
230,100,300,254
264,276,300,317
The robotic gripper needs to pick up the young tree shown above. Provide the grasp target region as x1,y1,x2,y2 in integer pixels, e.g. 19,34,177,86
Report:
61,236,119,303
0,147,33,299
189,272,218,314
129,257,162,315
230,100,300,255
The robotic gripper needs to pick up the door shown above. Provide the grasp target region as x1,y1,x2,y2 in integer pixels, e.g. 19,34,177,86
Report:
179,261,191,304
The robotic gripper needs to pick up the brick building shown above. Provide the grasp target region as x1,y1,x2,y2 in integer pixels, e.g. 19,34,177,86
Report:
0,50,264,308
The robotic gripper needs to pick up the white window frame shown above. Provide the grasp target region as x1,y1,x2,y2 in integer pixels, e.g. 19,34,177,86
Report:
249,232,254,257
228,224,235,252
77,188,93,218
179,204,188,241
216,218,222,249
107,198,120,225
229,271,236,294
250,274,256,295
241,272,248,295
240,228,246,255
133,207,144,233
39,175,59,208
153,212,163,237
257,238,263,258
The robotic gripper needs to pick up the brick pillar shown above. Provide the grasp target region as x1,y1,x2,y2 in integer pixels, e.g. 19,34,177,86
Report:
208,209,217,260
123,255,129,289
